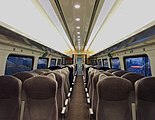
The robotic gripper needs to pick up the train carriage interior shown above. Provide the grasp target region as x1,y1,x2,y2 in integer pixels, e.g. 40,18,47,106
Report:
0,0,155,120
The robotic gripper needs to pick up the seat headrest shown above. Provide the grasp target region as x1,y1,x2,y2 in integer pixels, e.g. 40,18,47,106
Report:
13,71,36,82
32,69,45,75
0,75,21,99
97,76,132,101
48,72,62,88
106,69,118,73
102,72,114,76
93,72,102,88
48,66,62,70
122,72,144,85
136,77,155,102
112,70,128,77
23,76,57,99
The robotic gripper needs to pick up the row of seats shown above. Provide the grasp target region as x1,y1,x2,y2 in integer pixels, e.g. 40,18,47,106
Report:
83,65,155,120
0,65,77,120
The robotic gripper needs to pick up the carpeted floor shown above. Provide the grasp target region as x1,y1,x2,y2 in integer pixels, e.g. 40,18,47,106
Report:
67,75,89,120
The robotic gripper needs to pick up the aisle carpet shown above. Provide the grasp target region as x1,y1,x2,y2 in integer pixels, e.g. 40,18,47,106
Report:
67,75,89,120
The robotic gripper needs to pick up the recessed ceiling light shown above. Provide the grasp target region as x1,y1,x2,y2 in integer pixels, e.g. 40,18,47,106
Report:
75,18,80,21
77,36,80,38
77,32,80,34
74,4,80,9
76,26,80,29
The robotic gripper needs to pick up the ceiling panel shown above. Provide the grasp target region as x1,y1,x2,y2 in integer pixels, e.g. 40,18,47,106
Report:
53,0,96,50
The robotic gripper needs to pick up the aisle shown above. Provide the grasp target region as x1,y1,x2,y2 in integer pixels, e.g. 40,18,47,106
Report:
67,75,89,120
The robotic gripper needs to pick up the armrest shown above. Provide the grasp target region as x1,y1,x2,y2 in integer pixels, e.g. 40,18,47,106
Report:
73,77,76,83
84,82,86,87
85,88,88,92
89,108,94,120
89,108,93,115
61,107,66,119
61,107,66,115
86,93,89,98
87,98,90,104
65,99,69,106
67,92,71,98
69,88,73,92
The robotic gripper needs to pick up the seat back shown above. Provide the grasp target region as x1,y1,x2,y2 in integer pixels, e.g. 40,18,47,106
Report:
122,72,144,86
13,71,36,82
0,75,22,120
112,70,128,77
61,69,70,97
66,66,74,86
23,76,58,120
122,72,144,103
42,69,52,73
135,77,155,120
47,73,56,80
101,71,114,76
96,76,132,120
106,69,118,73
48,72,65,119
87,69,95,89
88,70,97,100
91,72,105,114
32,69,45,75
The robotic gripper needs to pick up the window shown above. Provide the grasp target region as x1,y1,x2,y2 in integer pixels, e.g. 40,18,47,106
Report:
98,59,102,66
50,58,56,67
110,58,120,69
102,59,109,67
37,58,48,69
66,58,73,65
91,60,97,65
5,54,33,75
57,59,61,65
124,55,151,76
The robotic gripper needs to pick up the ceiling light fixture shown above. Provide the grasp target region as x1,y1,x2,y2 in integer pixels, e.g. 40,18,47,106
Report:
77,32,80,34
75,18,80,21
77,36,80,38
74,4,80,9
76,26,80,29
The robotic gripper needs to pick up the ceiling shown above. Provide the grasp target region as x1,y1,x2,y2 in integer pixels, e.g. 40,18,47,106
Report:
39,0,104,51
56,0,96,50
1,0,155,56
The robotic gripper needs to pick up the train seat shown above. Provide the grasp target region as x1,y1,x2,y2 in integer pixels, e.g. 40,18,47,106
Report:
122,72,145,103
135,77,155,120
23,76,58,120
0,75,22,120
13,71,37,83
106,69,119,73
48,72,65,119
112,70,128,77
96,76,132,120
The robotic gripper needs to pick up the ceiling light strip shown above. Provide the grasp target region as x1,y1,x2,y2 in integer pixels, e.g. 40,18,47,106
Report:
54,0,76,49
83,0,100,50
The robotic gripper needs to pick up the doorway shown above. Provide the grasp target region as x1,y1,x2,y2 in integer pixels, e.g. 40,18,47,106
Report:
77,57,83,75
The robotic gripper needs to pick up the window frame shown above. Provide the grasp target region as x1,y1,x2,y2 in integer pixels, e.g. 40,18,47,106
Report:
50,58,57,67
98,59,102,66
102,58,109,67
123,54,151,76
110,57,120,69
57,59,62,65
5,54,34,75
37,57,49,69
